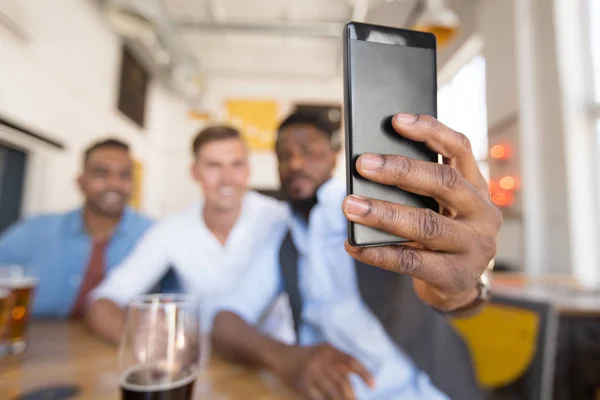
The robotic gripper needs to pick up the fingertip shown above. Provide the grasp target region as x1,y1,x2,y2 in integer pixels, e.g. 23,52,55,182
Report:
394,113,418,125
344,240,360,254
363,374,376,389
391,114,423,141
356,153,384,172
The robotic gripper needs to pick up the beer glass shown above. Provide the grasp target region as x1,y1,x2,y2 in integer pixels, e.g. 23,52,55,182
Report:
118,294,201,400
0,288,13,356
0,265,37,354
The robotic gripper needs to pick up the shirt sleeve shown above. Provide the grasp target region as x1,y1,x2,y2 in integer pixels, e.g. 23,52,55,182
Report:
213,225,286,326
0,219,35,265
91,223,171,307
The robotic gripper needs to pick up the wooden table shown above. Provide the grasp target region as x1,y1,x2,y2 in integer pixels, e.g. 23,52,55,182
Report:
491,273,600,316
0,322,294,399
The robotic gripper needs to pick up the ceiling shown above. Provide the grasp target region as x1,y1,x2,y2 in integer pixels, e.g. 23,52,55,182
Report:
163,0,424,79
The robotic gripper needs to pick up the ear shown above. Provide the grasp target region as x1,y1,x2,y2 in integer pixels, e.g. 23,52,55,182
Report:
77,174,85,192
190,160,200,182
329,148,338,170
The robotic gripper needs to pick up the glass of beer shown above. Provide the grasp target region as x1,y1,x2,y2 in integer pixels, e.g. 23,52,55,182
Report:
0,265,37,354
118,294,201,400
0,288,13,356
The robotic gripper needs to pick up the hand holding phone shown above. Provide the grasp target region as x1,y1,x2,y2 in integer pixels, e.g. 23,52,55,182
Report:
342,22,501,313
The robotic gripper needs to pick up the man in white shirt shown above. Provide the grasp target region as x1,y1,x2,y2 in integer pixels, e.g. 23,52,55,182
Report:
86,126,292,343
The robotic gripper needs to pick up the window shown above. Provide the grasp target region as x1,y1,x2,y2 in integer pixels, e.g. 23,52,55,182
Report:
0,143,27,233
590,0,600,103
117,46,149,128
588,0,600,209
437,55,488,178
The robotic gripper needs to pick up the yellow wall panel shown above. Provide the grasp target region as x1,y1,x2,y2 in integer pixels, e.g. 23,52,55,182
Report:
226,100,279,151
129,159,143,210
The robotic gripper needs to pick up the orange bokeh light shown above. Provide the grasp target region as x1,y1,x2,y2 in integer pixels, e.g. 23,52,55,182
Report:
499,176,516,190
488,180,500,192
491,192,508,206
490,144,509,159
491,192,515,207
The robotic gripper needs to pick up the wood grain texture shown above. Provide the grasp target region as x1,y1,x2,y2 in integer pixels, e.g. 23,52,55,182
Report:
0,321,295,399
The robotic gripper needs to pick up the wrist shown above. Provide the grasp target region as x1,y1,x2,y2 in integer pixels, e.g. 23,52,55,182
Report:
264,342,301,375
444,270,492,317
450,286,479,309
443,287,482,317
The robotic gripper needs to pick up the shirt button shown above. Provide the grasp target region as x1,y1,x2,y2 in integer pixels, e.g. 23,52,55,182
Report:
69,276,81,287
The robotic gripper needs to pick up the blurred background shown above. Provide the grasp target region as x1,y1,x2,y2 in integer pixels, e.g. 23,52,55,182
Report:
0,0,598,283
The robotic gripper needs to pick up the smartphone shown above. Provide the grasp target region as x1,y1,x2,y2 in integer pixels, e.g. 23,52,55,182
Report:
344,21,439,247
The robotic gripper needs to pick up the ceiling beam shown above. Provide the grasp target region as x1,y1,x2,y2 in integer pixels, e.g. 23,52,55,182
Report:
175,20,346,37
404,0,426,28
0,9,29,41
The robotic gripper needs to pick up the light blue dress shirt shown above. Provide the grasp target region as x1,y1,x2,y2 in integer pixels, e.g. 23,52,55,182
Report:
0,207,152,318
220,179,448,400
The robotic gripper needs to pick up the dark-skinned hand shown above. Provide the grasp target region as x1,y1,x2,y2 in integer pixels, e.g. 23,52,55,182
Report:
343,113,502,312
274,344,374,400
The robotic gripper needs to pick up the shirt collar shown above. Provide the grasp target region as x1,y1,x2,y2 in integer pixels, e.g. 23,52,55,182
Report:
67,206,134,239
315,178,346,206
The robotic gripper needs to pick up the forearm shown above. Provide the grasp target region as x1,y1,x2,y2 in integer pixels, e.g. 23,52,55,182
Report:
211,311,295,373
85,298,126,345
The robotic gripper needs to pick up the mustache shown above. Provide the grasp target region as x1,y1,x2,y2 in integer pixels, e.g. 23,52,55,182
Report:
283,172,312,184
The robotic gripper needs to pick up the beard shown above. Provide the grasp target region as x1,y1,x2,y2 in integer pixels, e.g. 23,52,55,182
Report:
87,194,127,218
288,195,318,218
281,172,331,218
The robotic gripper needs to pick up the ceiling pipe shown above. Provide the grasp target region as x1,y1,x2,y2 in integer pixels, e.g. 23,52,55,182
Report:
175,20,346,37
103,0,204,104
0,9,29,41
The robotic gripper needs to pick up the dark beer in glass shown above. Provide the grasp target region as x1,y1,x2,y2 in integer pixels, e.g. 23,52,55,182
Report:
118,294,200,400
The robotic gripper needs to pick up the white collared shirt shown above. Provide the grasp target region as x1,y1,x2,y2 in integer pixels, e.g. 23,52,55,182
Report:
92,191,294,339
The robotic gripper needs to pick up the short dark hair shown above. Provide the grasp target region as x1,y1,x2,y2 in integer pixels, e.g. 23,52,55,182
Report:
83,138,130,165
277,111,339,149
278,111,333,137
192,125,242,157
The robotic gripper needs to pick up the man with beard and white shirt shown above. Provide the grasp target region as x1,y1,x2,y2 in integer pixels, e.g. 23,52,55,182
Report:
86,126,293,344
0,138,152,319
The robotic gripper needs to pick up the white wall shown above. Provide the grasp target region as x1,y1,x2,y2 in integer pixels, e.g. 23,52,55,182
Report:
0,0,200,218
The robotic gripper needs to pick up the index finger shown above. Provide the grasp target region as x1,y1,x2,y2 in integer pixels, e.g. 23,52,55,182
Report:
335,354,375,389
392,113,488,193
323,368,355,400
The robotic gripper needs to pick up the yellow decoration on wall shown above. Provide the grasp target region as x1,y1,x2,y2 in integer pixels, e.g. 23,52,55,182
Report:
226,100,279,151
129,159,143,209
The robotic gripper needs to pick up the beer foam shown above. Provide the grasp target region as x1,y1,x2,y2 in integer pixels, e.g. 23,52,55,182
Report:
0,288,10,298
119,364,197,392
0,276,38,289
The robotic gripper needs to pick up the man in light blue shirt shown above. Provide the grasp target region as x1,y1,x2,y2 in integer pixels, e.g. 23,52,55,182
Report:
0,138,152,318
213,111,499,399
